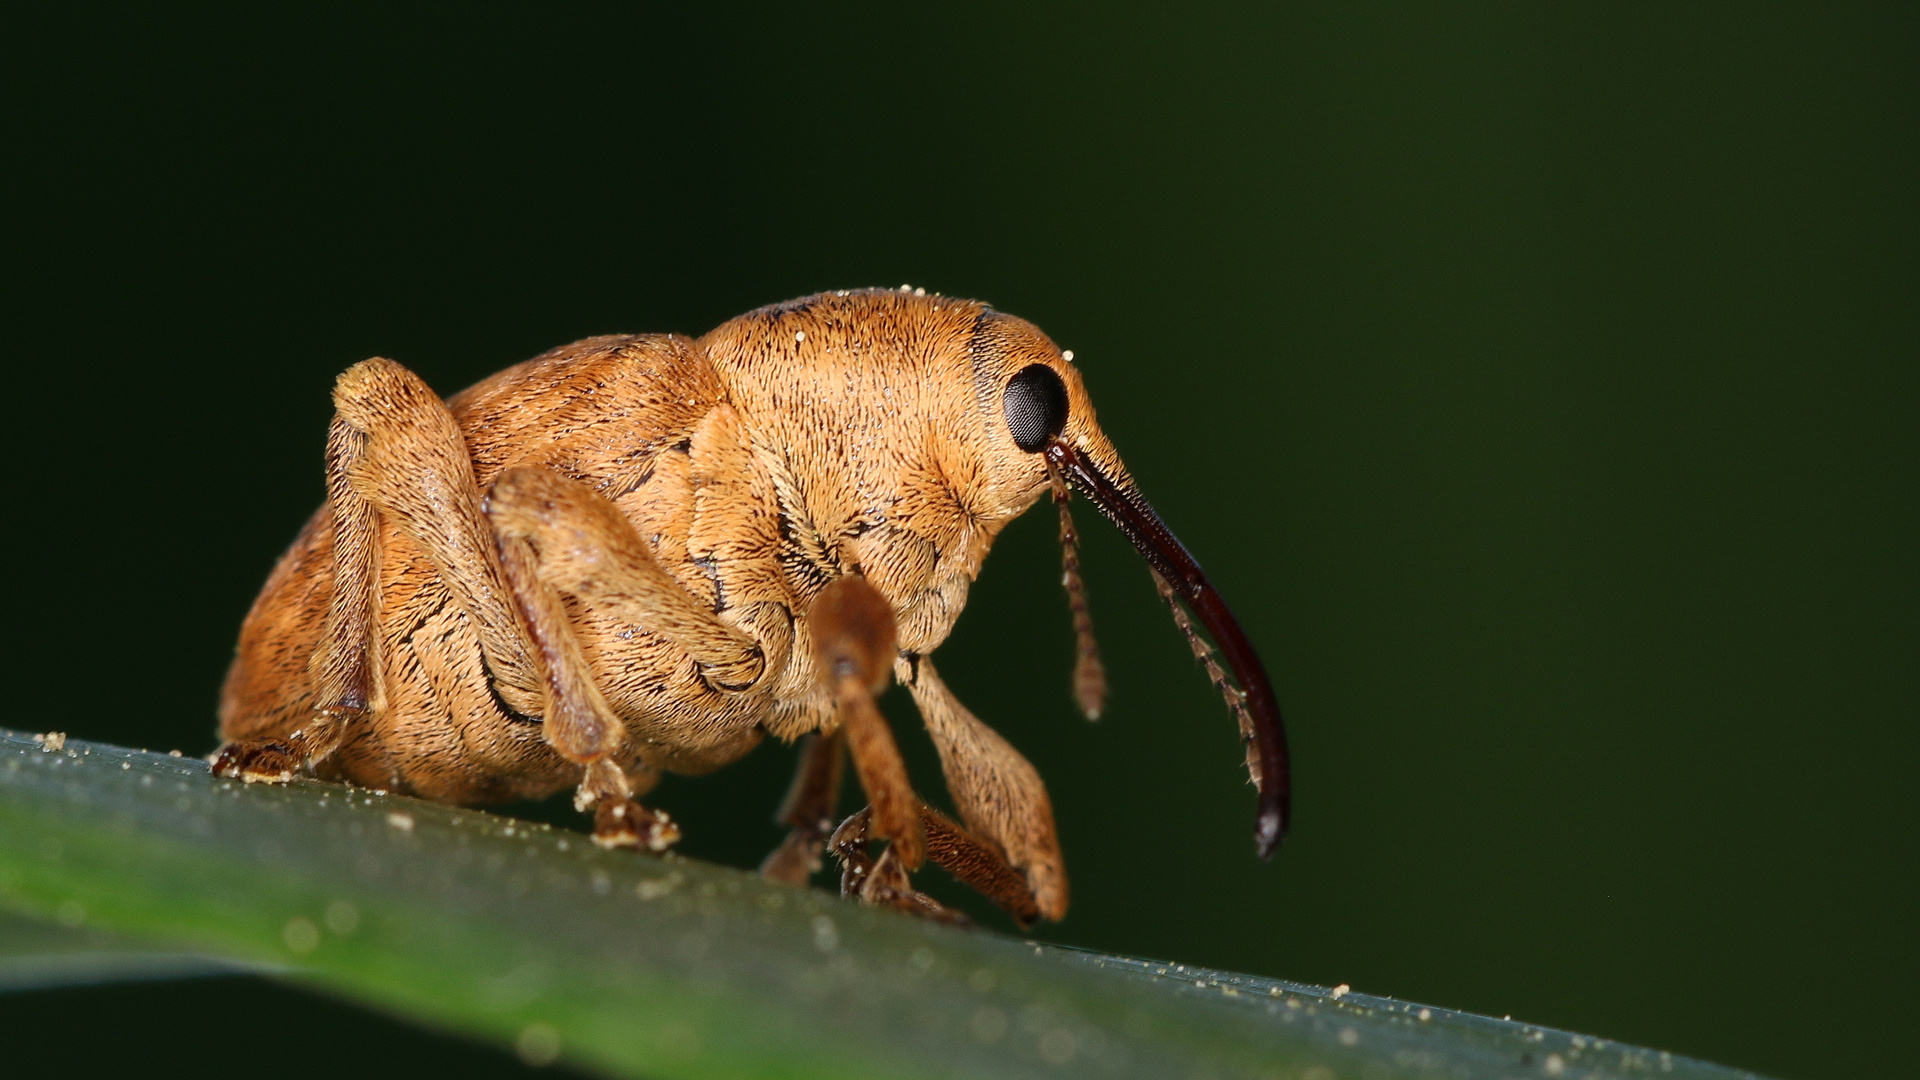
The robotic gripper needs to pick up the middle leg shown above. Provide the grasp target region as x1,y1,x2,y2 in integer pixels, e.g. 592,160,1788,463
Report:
485,465,786,849
495,525,680,851
759,729,846,885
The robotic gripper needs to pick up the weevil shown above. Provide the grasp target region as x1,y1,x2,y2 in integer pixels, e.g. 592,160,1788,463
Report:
212,288,1290,924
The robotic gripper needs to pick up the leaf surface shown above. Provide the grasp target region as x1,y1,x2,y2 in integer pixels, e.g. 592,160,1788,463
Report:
0,730,1764,1079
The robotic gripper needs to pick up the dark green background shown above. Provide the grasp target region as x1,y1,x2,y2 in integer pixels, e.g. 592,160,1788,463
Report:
4,6,1912,1079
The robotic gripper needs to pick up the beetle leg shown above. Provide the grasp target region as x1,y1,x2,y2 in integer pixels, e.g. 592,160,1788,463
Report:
213,412,388,783
809,578,925,869
917,803,1044,927
828,807,966,924
807,577,1050,924
486,467,767,693
803,577,1042,923
485,465,778,851
577,758,678,852
497,529,679,851
759,729,846,885
832,801,1044,926
826,802,1040,925
896,655,1068,921
328,357,547,712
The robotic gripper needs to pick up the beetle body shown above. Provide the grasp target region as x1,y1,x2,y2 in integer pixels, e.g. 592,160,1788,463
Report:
215,288,1288,924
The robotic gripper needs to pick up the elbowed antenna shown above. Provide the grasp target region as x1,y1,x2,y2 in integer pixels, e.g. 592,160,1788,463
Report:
1047,463,1107,721
1043,440,1292,859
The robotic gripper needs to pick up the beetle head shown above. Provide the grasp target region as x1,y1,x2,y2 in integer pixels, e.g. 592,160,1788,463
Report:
705,290,1291,857
965,310,1293,858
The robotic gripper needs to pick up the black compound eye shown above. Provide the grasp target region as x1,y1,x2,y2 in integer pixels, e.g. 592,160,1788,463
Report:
1003,364,1069,453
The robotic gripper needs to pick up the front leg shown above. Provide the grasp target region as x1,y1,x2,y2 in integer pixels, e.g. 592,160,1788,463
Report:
807,578,1057,925
807,577,925,869
831,803,1043,927
829,807,964,924
898,655,1069,922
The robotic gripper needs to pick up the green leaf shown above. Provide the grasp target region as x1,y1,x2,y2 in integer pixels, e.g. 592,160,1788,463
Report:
0,909,259,991
0,730,1763,1079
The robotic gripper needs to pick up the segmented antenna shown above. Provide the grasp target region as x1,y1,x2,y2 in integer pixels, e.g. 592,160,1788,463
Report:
1050,467,1106,720
1151,569,1261,789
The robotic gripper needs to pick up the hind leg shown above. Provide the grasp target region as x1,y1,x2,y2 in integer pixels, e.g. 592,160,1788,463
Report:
213,411,384,782
218,356,557,784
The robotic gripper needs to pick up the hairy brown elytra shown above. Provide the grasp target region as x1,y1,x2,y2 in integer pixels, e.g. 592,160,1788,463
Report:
212,287,1290,925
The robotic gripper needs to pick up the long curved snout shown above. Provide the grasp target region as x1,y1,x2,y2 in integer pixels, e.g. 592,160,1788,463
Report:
1044,438,1291,859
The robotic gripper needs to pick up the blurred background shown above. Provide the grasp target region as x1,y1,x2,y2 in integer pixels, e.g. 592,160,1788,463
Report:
3,5,1912,1079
